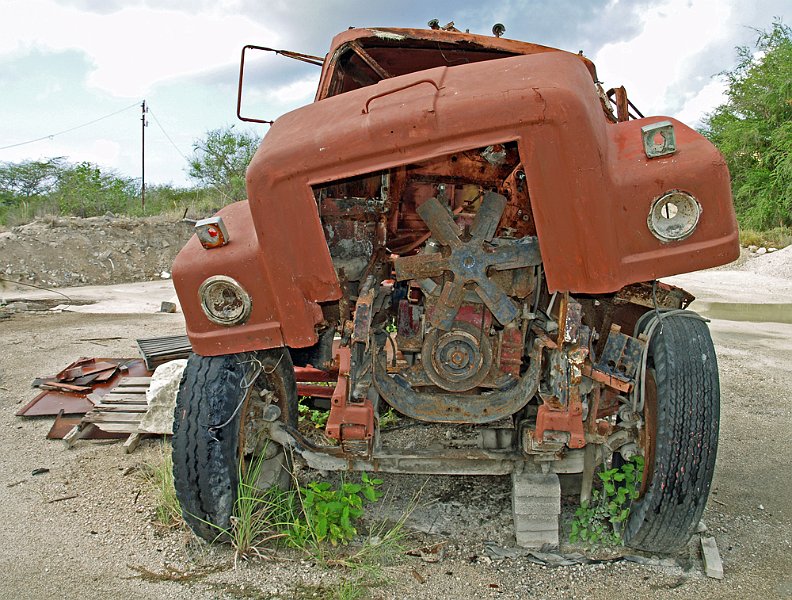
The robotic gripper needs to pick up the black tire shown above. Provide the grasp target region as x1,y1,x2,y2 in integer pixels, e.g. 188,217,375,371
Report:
172,348,297,541
623,313,720,553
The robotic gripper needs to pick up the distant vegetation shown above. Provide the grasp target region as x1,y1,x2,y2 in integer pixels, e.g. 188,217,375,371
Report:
0,125,257,226
700,19,791,241
1,23,789,245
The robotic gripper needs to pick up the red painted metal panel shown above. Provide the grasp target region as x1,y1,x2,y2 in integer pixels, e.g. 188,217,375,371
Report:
173,48,737,355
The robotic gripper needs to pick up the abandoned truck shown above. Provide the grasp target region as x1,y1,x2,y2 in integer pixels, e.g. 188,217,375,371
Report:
171,23,739,552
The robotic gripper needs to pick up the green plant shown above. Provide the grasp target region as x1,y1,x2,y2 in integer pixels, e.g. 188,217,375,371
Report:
289,473,383,548
141,443,183,529
299,399,330,429
378,408,399,429
570,455,644,546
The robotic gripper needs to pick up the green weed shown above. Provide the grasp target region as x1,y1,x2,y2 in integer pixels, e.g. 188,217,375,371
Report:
288,473,384,549
378,408,399,429
570,455,644,547
299,400,330,429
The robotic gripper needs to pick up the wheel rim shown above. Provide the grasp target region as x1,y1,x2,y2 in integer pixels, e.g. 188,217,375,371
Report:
237,354,292,489
638,368,658,497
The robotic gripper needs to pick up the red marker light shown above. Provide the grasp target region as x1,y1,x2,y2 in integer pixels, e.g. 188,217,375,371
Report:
195,217,230,249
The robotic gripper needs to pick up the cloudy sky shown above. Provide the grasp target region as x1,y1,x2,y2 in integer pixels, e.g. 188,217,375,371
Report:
0,0,788,186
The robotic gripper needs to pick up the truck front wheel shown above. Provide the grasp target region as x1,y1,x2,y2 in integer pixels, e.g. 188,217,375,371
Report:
623,313,720,553
172,349,297,541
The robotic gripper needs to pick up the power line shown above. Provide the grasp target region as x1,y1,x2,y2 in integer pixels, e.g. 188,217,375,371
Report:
148,107,190,162
0,102,140,151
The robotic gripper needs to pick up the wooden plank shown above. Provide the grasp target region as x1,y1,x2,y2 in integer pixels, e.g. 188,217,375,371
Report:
64,423,95,447
90,422,140,433
123,433,142,454
102,393,148,402
701,536,724,579
117,377,152,386
93,404,148,412
84,413,142,424
106,386,149,394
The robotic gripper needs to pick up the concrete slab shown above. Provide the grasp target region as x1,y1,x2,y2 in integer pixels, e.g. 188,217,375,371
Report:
1,280,180,315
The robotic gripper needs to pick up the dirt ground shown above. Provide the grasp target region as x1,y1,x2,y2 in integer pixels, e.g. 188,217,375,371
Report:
1,254,791,599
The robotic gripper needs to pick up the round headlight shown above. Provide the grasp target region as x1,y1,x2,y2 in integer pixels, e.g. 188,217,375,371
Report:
198,276,252,326
647,190,701,242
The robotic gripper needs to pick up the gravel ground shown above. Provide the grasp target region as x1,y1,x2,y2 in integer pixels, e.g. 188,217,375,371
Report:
1,261,791,599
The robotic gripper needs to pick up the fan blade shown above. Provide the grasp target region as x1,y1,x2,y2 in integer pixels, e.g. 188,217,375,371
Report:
429,279,466,330
488,238,542,271
474,276,519,326
393,253,449,281
470,191,507,242
417,197,463,249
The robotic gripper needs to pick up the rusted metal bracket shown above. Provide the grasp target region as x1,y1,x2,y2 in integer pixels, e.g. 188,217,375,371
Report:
324,346,374,445
593,324,643,384
349,40,392,80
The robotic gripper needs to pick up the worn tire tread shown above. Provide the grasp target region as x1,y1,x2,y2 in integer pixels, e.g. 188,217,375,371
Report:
624,315,719,553
172,349,297,542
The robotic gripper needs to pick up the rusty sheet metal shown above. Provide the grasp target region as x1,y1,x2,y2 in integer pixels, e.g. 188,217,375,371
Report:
56,359,118,383
46,411,126,440
18,358,150,417
615,281,694,309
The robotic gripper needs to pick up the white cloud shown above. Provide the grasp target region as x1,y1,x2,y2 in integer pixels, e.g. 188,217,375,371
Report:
593,0,732,116
674,78,728,127
87,138,122,168
1,0,279,97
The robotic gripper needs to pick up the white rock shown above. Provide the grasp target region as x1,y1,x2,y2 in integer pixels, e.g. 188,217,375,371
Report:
756,247,767,255
138,359,187,435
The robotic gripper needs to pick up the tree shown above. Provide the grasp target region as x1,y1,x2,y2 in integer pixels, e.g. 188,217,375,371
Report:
700,20,792,229
188,126,260,203
54,161,136,217
0,157,67,205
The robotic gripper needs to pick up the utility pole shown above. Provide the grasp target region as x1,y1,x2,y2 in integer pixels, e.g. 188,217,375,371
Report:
141,100,148,213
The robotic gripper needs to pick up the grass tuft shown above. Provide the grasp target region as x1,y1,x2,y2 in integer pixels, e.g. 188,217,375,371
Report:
141,443,183,529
